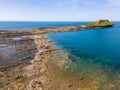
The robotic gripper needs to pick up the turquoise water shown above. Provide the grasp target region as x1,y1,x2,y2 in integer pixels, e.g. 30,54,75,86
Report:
47,22,120,89
0,21,89,30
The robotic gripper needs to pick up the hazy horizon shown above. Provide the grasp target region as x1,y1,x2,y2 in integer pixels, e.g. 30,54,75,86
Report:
0,0,120,21
0,20,119,22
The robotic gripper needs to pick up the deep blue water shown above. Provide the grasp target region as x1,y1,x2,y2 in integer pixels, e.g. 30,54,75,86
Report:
48,22,120,60
0,21,89,30
47,22,120,86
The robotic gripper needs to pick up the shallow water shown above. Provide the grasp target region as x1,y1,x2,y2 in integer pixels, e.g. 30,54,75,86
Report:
0,36,36,68
47,22,120,89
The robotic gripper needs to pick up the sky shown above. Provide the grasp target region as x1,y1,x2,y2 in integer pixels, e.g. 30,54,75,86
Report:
0,0,120,21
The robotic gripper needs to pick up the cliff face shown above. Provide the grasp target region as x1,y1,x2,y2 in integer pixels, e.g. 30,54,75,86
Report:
85,20,114,27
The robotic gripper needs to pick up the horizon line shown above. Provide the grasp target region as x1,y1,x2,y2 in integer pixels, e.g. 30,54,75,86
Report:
0,20,119,22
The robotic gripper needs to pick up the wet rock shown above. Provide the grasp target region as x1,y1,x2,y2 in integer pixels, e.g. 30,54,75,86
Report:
78,77,84,80
0,71,4,76
26,80,43,90
0,51,8,61
25,62,32,65
14,75,22,80
68,84,73,88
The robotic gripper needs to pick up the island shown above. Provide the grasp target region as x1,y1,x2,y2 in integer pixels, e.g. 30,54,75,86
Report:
85,20,114,27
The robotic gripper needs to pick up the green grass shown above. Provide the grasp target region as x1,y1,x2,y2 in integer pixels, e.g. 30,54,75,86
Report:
85,20,113,27
85,22,95,27
96,21,113,27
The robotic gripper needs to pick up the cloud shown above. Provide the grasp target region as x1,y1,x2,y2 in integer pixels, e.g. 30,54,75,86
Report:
107,0,120,6
58,0,120,8
52,0,108,11
68,0,107,6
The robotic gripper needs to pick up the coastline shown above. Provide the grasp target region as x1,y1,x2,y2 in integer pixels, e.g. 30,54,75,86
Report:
0,23,115,90
0,32,82,90
0,33,57,90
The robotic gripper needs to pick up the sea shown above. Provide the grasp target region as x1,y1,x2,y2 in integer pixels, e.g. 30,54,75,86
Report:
0,21,89,30
0,21,120,89
47,22,120,89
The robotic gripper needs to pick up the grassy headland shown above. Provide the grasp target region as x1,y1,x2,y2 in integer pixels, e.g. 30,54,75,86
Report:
85,20,114,27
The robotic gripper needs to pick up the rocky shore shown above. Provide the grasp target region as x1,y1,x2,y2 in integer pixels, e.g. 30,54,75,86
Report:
30,20,114,34
0,20,114,90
